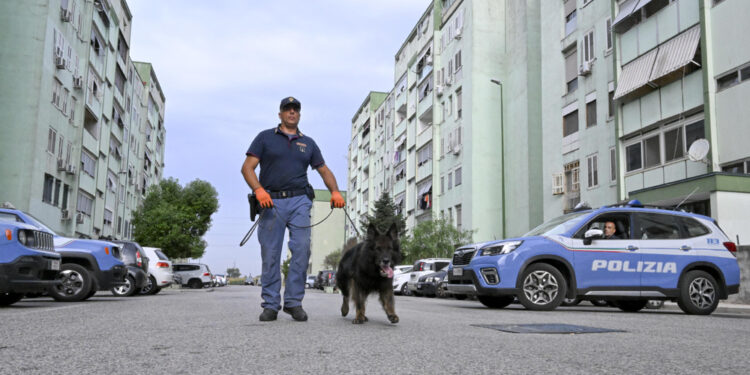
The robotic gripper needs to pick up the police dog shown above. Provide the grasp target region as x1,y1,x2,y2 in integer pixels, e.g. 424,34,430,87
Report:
337,223,401,324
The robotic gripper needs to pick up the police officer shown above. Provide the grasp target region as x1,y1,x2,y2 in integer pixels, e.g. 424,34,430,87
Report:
241,96,345,322
603,221,621,239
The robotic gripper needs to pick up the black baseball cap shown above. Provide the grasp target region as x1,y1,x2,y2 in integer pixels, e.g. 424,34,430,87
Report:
279,96,301,110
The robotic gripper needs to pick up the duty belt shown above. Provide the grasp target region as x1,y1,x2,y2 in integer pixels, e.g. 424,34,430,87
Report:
267,189,307,199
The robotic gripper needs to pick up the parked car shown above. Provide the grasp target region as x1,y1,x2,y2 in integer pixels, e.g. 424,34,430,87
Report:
315,270,335,289
305,275,316,289
173,263,213,289
0,219,61,306
140,247,173,295
447,201,741,315
0,205,127,302
392,265,413,295
244,275,254,285
214,274,227,287
407,258,451,296
110,240,149,297
416,267,448,297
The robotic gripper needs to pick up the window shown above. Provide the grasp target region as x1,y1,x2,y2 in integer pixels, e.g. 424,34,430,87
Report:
62,184,69,209
587,154,598,188
664,127,684,162
456,89,462,119
605,18,613,51
76,191,93,216
610,147,617,182
565,50,578,93
608,90,615,118
586,100,596,127
677,216,710,237
634,214,681,240
643,135,661,169
43,174,54,203
455,167,462,186
626,143,642,172
104,209,113,226
47,128,57,154
53,179,61,206
716,62,750,92
441,175,445,194
81,150,96,177
52,79,63,108
565,8,577,36
454,50,462,72
583,30,594,63
455,204,462,231
417,142,433,166
448,172,453,190
563,110,579,137
447,207,453,225
57,135,64,161
114,66,126,95
685,120,704,149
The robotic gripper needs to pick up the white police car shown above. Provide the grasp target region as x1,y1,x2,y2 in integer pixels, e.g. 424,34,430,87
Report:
447,201,740,315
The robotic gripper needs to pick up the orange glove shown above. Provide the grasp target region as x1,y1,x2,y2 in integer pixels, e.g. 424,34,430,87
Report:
254,187,273,208
331,191,345,208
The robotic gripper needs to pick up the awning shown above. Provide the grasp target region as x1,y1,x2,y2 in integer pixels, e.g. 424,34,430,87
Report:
612,0,640,32
613,48,658,100
394,194,405,206
649,25,701,83
418,182,432,196
395,135,406,148
393,163,405,176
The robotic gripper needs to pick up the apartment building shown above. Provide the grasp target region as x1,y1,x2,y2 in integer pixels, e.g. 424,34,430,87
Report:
0,0,166,240
349,0,749,245
611,0,750,243
308,189,346,275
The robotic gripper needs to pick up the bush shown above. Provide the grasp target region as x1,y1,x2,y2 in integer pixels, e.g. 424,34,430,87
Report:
228,277,245,285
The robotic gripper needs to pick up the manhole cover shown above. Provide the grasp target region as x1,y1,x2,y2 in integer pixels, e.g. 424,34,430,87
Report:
472,323,625,334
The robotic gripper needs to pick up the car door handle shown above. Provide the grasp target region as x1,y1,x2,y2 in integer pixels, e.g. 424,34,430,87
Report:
627,245,638,251
681,245,691,251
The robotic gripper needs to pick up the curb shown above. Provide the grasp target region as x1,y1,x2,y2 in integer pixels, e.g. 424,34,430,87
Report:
660,301,750,315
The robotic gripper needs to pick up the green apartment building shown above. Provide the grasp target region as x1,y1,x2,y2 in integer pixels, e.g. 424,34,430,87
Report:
308,189,346,275
348,0,749,246
0,0,166,239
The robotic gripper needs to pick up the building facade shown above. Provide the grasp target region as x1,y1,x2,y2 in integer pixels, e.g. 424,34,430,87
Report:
347,0,750,246
309,189,346,275
0,0,166,240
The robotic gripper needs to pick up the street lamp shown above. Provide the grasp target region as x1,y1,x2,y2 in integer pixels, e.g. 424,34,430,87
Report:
489,79,506,238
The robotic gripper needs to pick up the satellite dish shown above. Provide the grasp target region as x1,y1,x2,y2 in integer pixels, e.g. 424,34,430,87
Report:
688,138,710,162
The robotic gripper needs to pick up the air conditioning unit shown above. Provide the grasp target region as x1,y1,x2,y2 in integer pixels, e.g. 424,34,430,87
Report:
436,85,444,96
65,164,76,175
578,61,592,76
57,158,66,171
452,144,462,155
61,209,71,220
61,9,72,22
73,76,83,89
455,28,463,39
55,56,66,69
75,212,84,224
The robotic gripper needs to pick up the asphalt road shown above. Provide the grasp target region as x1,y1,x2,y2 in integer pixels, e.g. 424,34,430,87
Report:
1,286,749,374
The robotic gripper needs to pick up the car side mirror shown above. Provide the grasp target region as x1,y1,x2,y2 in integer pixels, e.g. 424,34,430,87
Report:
583,229,604,245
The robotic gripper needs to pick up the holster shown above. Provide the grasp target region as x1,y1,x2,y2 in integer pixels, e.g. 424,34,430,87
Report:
248,193,260,222
305,184,315,201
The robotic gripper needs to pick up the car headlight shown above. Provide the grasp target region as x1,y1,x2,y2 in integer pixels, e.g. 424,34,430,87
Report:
17,229,27,245
479,241,523,256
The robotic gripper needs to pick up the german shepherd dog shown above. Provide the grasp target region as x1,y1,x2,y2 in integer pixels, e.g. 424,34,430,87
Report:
337,223,401,324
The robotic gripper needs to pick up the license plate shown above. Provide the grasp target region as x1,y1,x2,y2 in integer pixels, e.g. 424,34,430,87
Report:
453,267,463,276
49,260,60,271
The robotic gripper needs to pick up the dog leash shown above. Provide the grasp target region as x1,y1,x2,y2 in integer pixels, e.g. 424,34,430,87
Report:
239,206,338,247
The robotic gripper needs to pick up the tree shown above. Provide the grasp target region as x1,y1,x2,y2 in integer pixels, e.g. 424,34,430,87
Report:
132,178,219,259
281,257,291,282
400,218,474,264
226,267,241,278
323,249,342,270
359,192,406,236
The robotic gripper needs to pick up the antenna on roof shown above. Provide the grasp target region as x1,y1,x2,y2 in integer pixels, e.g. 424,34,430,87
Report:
675,186,700,211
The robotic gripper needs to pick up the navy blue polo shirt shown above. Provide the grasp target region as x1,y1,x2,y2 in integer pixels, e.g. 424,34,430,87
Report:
246,125,325,191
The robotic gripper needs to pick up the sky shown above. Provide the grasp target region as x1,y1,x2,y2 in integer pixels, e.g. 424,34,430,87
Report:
127,0,431,277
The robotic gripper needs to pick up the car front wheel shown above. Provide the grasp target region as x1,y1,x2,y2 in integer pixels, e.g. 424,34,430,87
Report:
478,295,514,309
139,275,158,295
517,263,567,311
112,275,137,297
400,283,411,296
49,263,93,302
678,270,719,315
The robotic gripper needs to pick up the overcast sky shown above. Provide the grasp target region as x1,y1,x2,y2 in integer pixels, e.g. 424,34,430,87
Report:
127,0,430,276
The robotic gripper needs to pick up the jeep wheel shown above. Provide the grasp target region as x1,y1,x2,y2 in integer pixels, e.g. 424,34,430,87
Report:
478,295,514,309
189,279,203,289
139,275,158,295
678,270,719,315
561,297,581,306
614,300,648,312
49,263,92,302
111,275,137,297
518,263,567,311
0,292,24,306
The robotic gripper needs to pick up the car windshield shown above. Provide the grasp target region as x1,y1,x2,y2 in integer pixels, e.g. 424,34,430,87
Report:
21,212,58,235
524,211,591,237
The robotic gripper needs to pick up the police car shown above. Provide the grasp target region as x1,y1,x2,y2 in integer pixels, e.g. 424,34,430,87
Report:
447,201,740,315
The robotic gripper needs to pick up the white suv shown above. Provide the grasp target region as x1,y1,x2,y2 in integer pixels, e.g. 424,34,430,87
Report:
172,263,213,289
140,247,174,295
407,258,451,295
